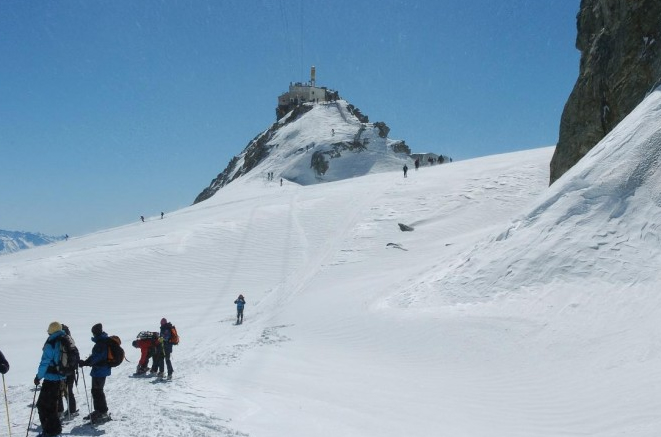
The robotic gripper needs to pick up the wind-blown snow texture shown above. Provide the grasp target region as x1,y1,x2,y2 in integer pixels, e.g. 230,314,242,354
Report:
2,89,661,436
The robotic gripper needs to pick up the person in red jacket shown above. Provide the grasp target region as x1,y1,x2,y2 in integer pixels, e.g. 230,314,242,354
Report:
131,332,162,375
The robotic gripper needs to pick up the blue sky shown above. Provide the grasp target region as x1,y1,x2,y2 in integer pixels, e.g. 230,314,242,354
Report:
0,0,580,237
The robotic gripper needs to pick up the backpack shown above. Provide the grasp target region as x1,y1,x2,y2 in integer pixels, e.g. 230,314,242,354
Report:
169,325,180,345
48,334,80,376
137,331,159,340
106,335,126,367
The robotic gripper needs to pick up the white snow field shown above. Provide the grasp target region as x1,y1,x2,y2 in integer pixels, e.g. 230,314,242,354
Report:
2,88,661,436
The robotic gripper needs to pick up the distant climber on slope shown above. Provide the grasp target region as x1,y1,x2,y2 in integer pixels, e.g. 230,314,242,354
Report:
234,294,246,324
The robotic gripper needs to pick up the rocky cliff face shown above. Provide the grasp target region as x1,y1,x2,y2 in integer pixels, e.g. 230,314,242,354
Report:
550,0,661,184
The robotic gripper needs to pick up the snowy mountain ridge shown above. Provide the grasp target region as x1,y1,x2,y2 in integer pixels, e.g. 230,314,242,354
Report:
0,229,64,255
194,99,412,203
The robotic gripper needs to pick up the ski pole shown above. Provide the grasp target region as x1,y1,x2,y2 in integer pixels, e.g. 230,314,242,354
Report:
81,369,91,419
2,374,11,437
25,385,37,437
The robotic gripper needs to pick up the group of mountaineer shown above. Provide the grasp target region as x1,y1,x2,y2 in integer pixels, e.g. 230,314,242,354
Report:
0,294,247,437
132,318,177,378
0,318,179,437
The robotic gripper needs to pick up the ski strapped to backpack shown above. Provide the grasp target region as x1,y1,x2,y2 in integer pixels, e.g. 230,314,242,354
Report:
47,334,80,376
105,335,126,367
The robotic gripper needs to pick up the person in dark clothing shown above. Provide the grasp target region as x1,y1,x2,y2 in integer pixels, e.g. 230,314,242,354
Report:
34,321,67,437
403,164,408,178
157,318,175,380
79,323,111,423
0,349,8,374
234,294,246,324
57,324,79,419
414,158,420,170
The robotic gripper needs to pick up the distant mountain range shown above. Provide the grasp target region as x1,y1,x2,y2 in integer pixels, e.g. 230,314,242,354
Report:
0,230,64,255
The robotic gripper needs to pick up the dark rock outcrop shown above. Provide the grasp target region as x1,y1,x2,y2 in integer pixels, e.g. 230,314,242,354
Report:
398,223,414,232
346,104,369,123
391,141,411,155
374,121,390,138
550,0,661,184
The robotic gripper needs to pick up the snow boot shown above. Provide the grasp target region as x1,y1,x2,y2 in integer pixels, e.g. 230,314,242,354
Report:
85,411,110,424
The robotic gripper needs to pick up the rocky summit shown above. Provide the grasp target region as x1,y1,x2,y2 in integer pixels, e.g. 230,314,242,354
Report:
194,100,411,204
549,0,661,184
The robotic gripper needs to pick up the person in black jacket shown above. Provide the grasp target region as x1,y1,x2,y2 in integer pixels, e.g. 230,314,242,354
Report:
0,349,8,374
57,324,80,418
156,318,175,379
79,323,111,423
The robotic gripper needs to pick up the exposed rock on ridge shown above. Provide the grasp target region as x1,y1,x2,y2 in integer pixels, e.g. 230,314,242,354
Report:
550,0,661,184
194,100,412,204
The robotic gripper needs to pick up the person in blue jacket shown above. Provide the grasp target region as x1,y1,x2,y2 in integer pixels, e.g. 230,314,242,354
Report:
34,321,67,437
234,294,246,324
79,323,110,423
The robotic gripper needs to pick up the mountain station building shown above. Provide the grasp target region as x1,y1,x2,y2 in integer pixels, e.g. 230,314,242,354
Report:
276,66,339,120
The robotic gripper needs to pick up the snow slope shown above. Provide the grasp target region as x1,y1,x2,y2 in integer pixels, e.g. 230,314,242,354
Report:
2,89,661,436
